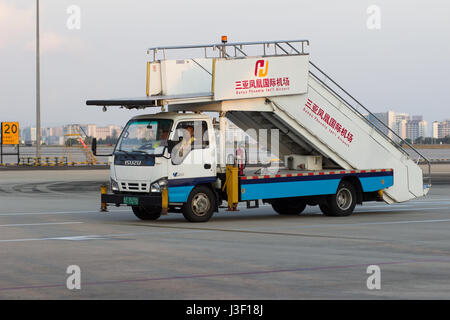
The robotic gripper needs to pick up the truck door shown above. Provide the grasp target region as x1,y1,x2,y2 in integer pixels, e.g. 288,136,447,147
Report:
168,120,217,202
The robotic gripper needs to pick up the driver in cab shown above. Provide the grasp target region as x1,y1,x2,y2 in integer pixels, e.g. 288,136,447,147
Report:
179,125,195,156
172,125,195,164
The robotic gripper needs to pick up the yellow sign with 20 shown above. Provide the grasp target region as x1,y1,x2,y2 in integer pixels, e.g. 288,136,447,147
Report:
1,122,19,145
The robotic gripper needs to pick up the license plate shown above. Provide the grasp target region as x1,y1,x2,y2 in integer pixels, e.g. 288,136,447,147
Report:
124,196,139,206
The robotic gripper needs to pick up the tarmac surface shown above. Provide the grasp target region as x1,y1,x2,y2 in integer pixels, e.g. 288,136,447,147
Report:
0,168,449,299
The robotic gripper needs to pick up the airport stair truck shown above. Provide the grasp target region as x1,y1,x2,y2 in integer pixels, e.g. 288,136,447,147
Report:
87,39,431,222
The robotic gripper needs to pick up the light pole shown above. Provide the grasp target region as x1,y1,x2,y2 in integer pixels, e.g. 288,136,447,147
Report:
36,0,41,157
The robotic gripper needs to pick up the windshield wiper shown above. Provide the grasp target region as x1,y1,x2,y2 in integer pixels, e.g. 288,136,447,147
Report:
131,150,151,155
116,149,133,156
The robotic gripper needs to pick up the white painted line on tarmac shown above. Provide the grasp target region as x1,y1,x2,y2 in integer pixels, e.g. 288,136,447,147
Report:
0,222,83,228
238,218,450,232
0,236,94,243
298,218,450,228
0,210,129,216
0,233,136,243
0,230,210,243
357,207,440,212
0,216,449,243
348,218,450,226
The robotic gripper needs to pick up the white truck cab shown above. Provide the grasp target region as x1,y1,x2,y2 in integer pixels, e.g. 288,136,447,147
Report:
104,112,219,221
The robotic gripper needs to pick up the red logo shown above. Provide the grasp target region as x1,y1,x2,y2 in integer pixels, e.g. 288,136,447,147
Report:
254,60,269,77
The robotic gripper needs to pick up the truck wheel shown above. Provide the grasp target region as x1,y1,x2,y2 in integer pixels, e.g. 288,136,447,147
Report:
322,181,356,217
132,206,161,221
272,200,306,215
182,186,215,222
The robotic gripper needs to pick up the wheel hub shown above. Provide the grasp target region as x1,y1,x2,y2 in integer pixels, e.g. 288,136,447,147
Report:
191,193,210,216
336,188,352,210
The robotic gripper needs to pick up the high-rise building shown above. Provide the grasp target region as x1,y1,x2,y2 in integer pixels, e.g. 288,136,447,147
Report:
95,127,111,140
432,121,439,139
392,119,407,140
366,111,429,142
392,113,409,139
366,111,395,138
366,110,408,140
22,127,37,144
405,118,428,141
85,124,97,138
432,120,450,139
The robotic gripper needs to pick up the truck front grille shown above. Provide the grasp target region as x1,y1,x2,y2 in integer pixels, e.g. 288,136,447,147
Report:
120,182,149,193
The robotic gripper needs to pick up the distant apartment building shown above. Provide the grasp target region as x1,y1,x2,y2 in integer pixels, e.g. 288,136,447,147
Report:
392,112,409,139
95,127,111,140
366,111,395,138
21,127,37,144
366,111,406,140
37,126,64,145
366,111,428,141
73,124,122,140
87,124,97,138
78,125,123,140
405,116,428,141
45,136,64,145
433,122,438,138
48,127,63,137
19,124,123,145
432,120,450,139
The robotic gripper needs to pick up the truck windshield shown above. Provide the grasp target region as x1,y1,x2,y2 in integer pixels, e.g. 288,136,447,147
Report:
115,119,173,156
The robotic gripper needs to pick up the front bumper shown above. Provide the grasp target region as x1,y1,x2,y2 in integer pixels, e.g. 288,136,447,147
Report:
101,193,162,207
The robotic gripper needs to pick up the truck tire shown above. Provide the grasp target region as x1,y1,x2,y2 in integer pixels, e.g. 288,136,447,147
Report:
182,186,215,222
132,206,162,221
322,181,356,217
272,199,306,215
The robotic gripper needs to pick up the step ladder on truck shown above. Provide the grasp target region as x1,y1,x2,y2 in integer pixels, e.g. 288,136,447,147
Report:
87,38,431,222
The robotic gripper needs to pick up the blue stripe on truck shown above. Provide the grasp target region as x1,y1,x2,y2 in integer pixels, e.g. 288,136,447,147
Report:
241,179,341,201
168,176,217,203
240,171,394,201
359,175,394,192
168,186,194,203
240,171,393,185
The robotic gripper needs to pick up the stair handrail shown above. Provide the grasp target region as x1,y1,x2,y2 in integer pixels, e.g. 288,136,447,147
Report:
147,40,309,61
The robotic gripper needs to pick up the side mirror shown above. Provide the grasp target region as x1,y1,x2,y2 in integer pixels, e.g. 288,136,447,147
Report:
91,138,97,156
167,137,183,153
91,138,113,157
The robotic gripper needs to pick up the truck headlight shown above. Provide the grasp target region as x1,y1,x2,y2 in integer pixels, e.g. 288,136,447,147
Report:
110,178,119,191
151,178,168,193
151,183,161,193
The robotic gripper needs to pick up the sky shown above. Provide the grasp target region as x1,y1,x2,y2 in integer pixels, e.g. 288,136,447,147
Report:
0,0,449,131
